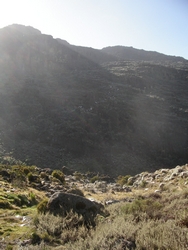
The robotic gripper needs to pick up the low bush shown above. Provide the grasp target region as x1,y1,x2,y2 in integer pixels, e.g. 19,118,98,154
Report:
27,173,40,183
74,171,84,180
52,170,65,183
90,175,99,183
0,200,12,209
182,188,188,199
32,211,89,245
29,192,37,205
37,198,48,214
31,232,41,245
116,175,131,186
11,172,27,188
121,197,163,219
40,172,49,180
140,180,148,188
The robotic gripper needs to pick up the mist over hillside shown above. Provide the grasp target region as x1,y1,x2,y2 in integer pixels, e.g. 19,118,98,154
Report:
0,24,188,176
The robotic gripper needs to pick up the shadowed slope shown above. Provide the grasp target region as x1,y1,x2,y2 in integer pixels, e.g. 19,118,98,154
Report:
0,24,188,176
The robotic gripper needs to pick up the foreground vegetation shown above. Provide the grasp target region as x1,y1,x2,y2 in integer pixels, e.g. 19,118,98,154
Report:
0,163,187,249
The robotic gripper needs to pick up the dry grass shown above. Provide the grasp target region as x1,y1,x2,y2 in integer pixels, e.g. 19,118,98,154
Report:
17,188,188,250
0,164,188,249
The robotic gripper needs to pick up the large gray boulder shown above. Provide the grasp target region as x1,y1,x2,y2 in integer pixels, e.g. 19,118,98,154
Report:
47,192,105,219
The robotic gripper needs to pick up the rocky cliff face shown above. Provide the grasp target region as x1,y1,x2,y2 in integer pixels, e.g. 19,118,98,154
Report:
0,24,188,176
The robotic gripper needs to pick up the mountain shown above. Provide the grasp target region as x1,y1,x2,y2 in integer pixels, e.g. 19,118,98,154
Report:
0,24,188,176
102,45,186,63
56,39,118,64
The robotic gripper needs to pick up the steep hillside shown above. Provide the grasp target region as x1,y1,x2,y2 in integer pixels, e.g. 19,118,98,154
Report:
0,24,188,176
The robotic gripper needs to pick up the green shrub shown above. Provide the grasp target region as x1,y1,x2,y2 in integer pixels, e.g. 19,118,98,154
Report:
0,200,12,209
18,194,30,206
33,212,88,245
37,198,49,214
40,232,53,243
74,171,84,180
140,180,148,188
182,188,188,199
29,192,37,205
27,173,40,183
116,175,131,186
7,193,21,206
27,172,34,182
90,175,99,183
52,170,65,183
10,168,27,188
40,172,49,180
31,232,41,244
11,165,35,178
5,245,13,250
17,241,48,249
6,193,30,207
136,220,188,250
22,166,31,175
121,197,163,219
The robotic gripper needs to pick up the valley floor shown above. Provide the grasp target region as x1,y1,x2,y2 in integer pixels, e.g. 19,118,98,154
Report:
0,164,188,249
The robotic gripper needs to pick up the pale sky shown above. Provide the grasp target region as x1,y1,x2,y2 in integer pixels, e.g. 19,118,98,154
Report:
0,0,188,59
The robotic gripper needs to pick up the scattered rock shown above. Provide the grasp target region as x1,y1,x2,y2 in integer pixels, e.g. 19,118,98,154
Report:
159,183,165,190
154,189,161,193
94,181,107,192
122,185,132,192
179,171,188,178
105,199,120,205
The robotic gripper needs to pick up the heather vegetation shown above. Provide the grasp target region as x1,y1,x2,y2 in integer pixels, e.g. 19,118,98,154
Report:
0,163,187,249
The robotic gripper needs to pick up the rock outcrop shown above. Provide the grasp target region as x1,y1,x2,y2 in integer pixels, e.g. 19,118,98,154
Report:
47,192,105,224
126,164,188,190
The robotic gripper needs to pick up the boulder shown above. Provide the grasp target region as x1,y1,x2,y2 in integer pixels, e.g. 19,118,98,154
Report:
122,185,132,192
47,192,105,219
179,171,188,178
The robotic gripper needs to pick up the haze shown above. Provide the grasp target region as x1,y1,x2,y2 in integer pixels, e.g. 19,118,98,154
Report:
0,0,188,59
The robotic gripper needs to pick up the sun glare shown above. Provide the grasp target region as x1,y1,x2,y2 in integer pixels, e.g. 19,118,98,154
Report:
0,0,42,29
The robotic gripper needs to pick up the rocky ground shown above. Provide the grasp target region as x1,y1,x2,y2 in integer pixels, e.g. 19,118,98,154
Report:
0,163,187,249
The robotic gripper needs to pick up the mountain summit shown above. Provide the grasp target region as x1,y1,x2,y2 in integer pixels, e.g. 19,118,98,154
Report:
0,24,188,176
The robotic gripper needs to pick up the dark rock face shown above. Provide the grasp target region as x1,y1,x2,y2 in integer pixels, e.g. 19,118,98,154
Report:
0,24,188,176
47,192,104,224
